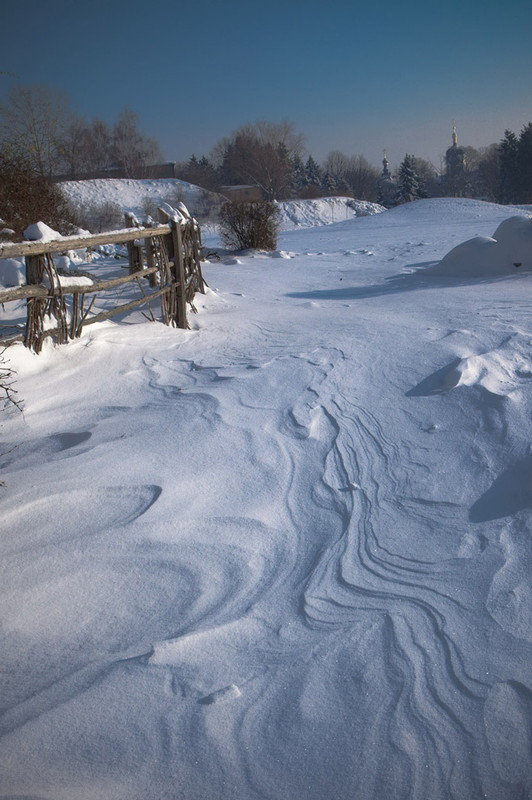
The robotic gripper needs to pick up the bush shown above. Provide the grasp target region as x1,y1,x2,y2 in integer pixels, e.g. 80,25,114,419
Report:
0,148,77,239
219,201,279,250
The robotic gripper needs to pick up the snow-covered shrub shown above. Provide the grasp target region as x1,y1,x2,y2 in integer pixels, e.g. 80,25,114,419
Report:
219,201,279,251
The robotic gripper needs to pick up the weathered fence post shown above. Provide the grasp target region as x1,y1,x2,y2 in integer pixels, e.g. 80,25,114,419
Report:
25,255,46,351
125,213,143,275
144,236,158,288
171,220,188,329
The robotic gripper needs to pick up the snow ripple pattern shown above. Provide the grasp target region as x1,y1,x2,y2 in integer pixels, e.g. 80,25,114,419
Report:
1,200,531,800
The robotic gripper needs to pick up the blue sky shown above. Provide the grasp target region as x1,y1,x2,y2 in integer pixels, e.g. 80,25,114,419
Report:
2,0,531,170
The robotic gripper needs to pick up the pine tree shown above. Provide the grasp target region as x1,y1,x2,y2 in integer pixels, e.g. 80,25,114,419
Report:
291,154,307,192
498,129,519,203
517,123,532,203
395,154,426,204
321,171,337,196
305,155,322,188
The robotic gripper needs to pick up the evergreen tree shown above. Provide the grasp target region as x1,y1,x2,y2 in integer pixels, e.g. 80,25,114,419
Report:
517,122,532,203
498,129,519,203
395,154,426,204
291,154,307,193
321,171,337,196
305,155,322,189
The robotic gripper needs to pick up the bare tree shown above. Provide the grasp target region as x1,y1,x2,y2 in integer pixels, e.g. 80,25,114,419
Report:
110,108,163,177
0,84,72,177
59,115,86,177
239,119,305,159
215,120,305,200
323,151,380,200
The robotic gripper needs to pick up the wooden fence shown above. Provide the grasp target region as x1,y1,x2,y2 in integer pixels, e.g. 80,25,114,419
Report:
0,207,205,353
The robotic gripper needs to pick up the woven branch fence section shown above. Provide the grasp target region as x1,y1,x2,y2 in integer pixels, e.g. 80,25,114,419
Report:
0,207,205,353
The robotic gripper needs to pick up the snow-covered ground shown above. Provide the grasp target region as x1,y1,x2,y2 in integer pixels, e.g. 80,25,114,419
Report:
1,198,532,800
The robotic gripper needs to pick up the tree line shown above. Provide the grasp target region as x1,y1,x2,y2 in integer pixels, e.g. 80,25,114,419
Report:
0,84,162,179
177,122,532,207
1,83,531,239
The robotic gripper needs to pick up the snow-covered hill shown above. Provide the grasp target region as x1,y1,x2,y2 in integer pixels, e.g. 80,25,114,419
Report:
59,177,385,233
1,198,532,800
60,177,206,219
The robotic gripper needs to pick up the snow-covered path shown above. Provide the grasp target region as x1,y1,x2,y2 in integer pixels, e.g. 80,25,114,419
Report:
1,199,531,799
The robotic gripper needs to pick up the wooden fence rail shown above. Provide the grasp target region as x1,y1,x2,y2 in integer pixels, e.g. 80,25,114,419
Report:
0,206,205,353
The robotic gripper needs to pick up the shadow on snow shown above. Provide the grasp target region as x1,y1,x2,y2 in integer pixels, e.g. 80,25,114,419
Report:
286,261,522,302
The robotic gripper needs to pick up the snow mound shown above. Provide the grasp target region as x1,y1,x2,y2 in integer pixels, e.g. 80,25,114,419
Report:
0,257,25,287
492,215,532,267
431,215,532,276
276,197,384,230
24,221,62,242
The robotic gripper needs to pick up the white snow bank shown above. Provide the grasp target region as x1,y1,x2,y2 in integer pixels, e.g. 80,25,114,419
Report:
431,215,532,276
59,178,206,220
0,258,25,288
276,196,384,230
23,221,62,242
492,215,532,267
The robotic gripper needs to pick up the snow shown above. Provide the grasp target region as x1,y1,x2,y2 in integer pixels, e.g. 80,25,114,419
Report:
23,221,62,242
1,197,532,800
0,258,24,288
59,177,207,219
275,196,385,230
429,215,532,277
41,274,94,289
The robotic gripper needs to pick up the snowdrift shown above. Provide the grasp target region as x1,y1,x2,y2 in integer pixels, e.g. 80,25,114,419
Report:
431,214,532,277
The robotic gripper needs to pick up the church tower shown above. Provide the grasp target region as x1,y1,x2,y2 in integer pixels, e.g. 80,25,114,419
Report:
445,123,467,196
377,148,396,207
382,149,391,178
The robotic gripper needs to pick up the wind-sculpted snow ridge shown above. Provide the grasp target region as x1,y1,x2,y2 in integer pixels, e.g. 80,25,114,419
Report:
1,198,531,800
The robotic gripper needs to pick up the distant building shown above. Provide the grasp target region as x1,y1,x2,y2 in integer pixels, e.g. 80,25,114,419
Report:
220,185,266,203
377,150,397,207
445,125,468,196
